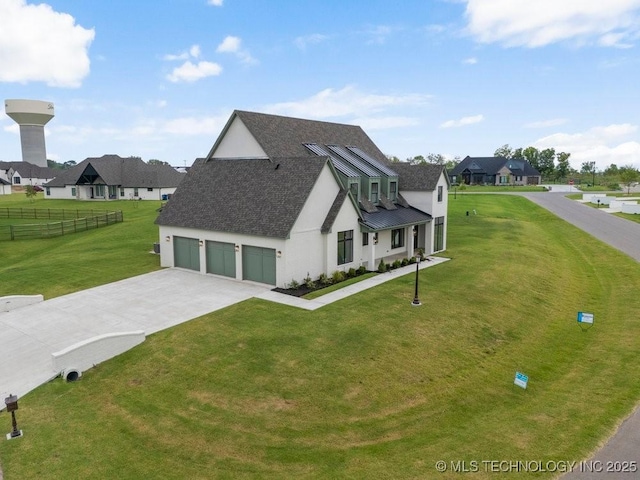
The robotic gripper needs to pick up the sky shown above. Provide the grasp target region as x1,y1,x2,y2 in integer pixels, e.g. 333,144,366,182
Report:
1,0,640,171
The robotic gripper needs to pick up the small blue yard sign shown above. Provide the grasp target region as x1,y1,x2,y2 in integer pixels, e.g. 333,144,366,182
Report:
577,312,594,324
514,372,528,389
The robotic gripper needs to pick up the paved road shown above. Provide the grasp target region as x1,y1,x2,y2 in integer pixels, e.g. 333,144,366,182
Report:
521,192,640,480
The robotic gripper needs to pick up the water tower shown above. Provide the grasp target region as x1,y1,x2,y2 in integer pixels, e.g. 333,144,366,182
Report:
4,99,55,168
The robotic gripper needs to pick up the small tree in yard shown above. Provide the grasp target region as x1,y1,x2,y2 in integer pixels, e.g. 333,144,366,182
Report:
25,185,38,202
619,166,639,195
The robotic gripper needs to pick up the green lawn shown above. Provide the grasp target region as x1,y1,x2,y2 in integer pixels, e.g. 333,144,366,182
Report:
0,194,162,298
1,194,640,479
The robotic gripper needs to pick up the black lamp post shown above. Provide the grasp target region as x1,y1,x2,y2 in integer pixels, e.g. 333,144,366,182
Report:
4,394,22,439
412,257,421,306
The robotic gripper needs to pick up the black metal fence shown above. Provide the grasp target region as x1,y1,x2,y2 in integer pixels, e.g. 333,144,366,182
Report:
0,208,124,241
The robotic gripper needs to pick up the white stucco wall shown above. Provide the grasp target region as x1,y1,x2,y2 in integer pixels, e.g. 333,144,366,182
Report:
211,117,268,159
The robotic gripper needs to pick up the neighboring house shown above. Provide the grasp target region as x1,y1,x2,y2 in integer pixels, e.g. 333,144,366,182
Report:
450,156,541,186
0,178,11,195
156,110,449,288
44,155,185,200
0,161,56,187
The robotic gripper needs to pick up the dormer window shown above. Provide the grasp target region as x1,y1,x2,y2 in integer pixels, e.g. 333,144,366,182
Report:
390,181,397,201
371,182,379,203
349,182,359,201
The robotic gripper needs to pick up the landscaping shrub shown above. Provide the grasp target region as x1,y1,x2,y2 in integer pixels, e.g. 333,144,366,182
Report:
401,258,409,267
331,270,345,283
317,273,331,286
377,259,387,273
347,267,357,278
304,273,315,290
392,259,402,269
357,265,367,275
409,256,416,264
288,279,300,289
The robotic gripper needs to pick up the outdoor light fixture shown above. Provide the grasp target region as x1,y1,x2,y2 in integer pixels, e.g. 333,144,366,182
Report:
234,245,240,252
277,250,282,258
411,257,422,306
4,394,23,440
165,236,170,242
199,240,204,247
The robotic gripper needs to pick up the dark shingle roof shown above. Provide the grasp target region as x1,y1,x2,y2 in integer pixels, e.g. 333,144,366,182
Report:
360,206,432,231
392,163,447,191
0,161,55,179
156,157,330,239
44,155,184,188
209,110,390,165
450,156,541,176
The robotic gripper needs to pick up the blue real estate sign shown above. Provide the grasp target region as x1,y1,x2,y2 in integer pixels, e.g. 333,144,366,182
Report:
514,372,528,389
577,312,594,324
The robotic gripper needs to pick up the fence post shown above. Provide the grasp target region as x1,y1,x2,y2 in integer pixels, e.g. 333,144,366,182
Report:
10,224,14,241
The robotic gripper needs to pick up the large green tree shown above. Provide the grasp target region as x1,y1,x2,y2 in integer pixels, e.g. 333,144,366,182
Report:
619,165,639,194
555,152,571,181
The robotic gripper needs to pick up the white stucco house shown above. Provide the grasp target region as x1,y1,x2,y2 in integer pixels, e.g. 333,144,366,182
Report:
0,161,56,188
155,110,449,288
43,155,184,201
0,178,11,195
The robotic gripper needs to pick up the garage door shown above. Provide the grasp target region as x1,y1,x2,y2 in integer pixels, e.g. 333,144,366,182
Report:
173,236,200,271
242,245,276,285
206,241,236,278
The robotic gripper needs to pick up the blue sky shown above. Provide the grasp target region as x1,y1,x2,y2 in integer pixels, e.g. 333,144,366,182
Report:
1,0,639,170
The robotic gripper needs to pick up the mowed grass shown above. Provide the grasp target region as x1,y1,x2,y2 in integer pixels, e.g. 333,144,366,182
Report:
1,195,640,479
0,194,162,298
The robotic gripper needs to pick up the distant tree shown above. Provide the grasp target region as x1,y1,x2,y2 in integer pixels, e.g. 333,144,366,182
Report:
148,159,170,166
386,155,401,163
406,155,426,164
619,166,639,194
512,148,524,161
522,146,541,172
63,160,77,169
555,152,571,181
604,164,619,176
445,156,460,171
494,144,513,159
538,148,556,179
426,153,446,164
25,184,38,202
581,161,597,185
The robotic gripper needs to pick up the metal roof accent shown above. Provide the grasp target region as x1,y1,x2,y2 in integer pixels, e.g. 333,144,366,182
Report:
347,146,399,177
325,144,381,177
303,143,360,178
360,205,432,231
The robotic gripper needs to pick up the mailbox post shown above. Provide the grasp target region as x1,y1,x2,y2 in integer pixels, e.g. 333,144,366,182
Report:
4,394,23,439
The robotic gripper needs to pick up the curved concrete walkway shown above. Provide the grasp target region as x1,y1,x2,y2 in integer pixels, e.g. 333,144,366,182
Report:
520,192,640,479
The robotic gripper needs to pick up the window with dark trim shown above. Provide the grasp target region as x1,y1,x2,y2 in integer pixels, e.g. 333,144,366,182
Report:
434,216,444,251
391,228,404,249
337,230,354,265
371,182,379,203
349,182,359,201
13,177,21,184
362,232,369,246
390,181,397,201
437,185,443,202
147,187,153,192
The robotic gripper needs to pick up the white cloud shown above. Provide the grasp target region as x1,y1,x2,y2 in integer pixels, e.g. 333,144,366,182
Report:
0,0,94,87
163,44,201,61
524,118,569,128
440,114,484,128
463,0,640,48
534,123,640,169
207,0,223,5
166,60,222,82
462,57,478,64
264,85,431,119
294,33,329,50
351,116,422,130
216,36,257,65
162,115,228,136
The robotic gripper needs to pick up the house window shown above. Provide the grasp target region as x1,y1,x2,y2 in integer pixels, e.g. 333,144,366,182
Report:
337,230,353,265
13,177,20,184
434,216,445,251
46,187,50,196
390,181,397,201
109,185,117,199
391,228,404,249
500,176,508,184
71,187,76,197
120,188,125,197
362,232,369,246
134,188,139,197
147,187,153,192
371,182,379,203
437,185,443,202
349,182,358,201
95,184,105,197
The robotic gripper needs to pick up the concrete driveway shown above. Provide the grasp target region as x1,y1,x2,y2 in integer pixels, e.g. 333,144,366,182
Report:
0,269,269,400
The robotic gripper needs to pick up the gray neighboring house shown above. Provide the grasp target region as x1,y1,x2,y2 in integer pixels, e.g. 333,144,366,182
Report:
450,156,542,185
0,161,56,188
155,110,449,287
44,155,185,201
0,178,11,195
